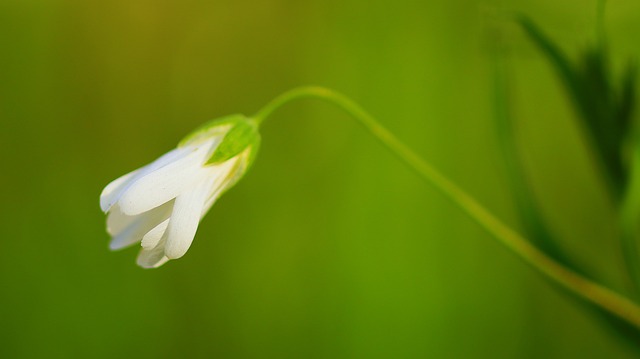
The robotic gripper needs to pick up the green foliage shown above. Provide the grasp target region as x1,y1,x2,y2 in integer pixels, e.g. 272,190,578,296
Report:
492,51,570,264
518,16,637,200
510,14,640,346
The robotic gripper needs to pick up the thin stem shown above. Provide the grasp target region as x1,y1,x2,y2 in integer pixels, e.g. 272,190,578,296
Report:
254,86,640,329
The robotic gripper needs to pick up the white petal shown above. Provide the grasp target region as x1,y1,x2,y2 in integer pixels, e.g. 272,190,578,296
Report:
118,143,215,216
201,155,245,215
106,204,137,236
148,146,193,169
137,241,170,269
141,219,169,249
109,221,148,250
163,177,214,259
108,202,173,250
100,169,140,212
100,146,192,213
108,201,173,237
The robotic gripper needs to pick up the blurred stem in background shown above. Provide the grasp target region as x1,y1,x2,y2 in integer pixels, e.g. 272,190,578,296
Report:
487,0,640,346
252,86,640,332
492,39,580,277
517,8,640,306
517,18,631,202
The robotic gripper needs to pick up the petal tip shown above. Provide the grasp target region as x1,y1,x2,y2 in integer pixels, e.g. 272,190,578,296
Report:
137,255,170,269
164,244,188,260
136,246,170,268
99,197,112,213
109,237,135,251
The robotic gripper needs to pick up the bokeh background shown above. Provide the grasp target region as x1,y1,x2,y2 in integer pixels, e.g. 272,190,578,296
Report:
1,0,639,357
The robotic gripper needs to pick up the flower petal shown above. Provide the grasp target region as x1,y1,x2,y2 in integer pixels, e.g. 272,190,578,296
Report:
109,221,148,251
201,155,245,215
100,146,194,213
118,143,215,216
108,202,173,250
106,204,137,236
100,169,140,212
141,219,169,249
137,240,170,269
163,178,214,259
107,201,173,237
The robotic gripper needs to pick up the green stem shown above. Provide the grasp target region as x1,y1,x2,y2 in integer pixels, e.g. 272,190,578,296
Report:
254,86,640,329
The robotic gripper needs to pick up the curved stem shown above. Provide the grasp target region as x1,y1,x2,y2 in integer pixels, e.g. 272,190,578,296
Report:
254,86,640,329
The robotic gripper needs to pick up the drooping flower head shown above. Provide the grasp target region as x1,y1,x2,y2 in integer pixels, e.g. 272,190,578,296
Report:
100,114,260,268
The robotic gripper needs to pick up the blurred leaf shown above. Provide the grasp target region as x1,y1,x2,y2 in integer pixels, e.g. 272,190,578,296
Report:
517,16,581,102
494,41,640,351
516,14,640,347
617,62,637,144
579,48,625,188
492,48,573,267
518,16,632,200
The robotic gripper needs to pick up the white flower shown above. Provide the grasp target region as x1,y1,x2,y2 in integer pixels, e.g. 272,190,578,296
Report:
100,115,260,268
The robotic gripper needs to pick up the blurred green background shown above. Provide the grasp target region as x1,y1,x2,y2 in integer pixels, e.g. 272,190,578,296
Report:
1,0,639,357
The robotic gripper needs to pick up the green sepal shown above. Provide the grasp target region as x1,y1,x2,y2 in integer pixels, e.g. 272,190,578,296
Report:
244,134,261,170
215,135,261,198
179,114,247,148
205,117,260,165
